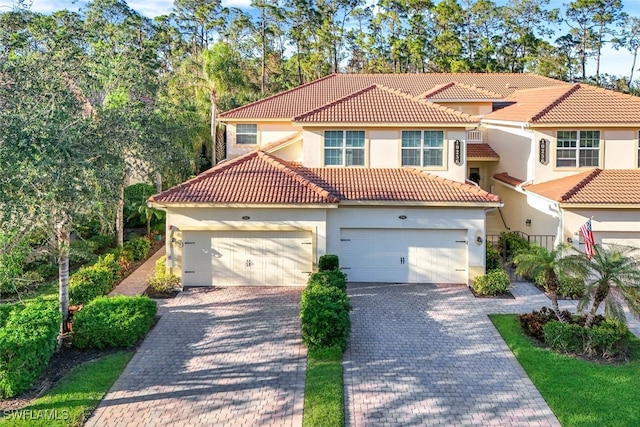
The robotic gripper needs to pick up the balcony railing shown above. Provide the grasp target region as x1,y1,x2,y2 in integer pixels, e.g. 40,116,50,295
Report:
466,130,483,143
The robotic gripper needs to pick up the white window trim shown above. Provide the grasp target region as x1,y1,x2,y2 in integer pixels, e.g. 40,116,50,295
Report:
236,124,258,145
323,130,366,167
400,130,445,168
555,130,601,168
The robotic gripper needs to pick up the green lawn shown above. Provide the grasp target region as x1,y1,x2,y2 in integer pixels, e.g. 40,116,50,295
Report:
303,346,345,427
490,314,640,427
0,351,133,427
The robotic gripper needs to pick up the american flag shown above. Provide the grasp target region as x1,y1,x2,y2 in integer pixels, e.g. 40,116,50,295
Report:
579,219,595,259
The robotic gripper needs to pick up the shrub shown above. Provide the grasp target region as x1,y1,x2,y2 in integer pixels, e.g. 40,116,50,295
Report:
535,273,585,299
123,236,152,261
486,243,501,272
69,239,98,265
71,296,157,349
0,304,17,328
88,234,114,253
307,270,347,292
300,285,351,351
147,256,181,293
124,183,157,228
32,262,59,280
0,299,61,398
318,254,340,271
543,321,586,354
585,319,629,358
519,307,563,341
498,232,530,260
69,265,115,305
472,269,510,296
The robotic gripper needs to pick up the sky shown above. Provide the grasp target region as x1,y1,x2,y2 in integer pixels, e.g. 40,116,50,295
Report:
1,0,639,78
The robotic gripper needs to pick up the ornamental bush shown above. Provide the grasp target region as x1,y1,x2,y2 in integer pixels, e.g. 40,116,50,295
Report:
318,254,340,271
472,269,510,296
0,299,61,398
123,236,152,261
69,265,115,305
307,270,347,292
72,296,157,349
542,317,628,359
498,232,530,261
486,243,501,272
535,272,585,299
300,285,351,351
147,256,181,293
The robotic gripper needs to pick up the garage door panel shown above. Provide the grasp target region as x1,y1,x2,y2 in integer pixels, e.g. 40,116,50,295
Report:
181,231,312,286
341,229,467,284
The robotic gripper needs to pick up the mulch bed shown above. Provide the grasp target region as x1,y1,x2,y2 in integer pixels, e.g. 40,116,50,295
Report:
469,287,515,299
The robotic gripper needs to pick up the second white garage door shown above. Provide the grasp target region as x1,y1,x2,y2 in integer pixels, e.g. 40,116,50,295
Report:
181,230,313,286
340,228,468,284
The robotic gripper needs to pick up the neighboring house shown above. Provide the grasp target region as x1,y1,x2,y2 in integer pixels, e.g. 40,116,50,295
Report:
149,73,640,287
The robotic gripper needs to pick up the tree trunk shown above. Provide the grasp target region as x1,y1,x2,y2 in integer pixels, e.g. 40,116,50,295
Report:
628,46,638,88
261,7,266,96
585,285,608,327
546,271,565,322
56,220,70,347
155,171,162,193
116,182,125,247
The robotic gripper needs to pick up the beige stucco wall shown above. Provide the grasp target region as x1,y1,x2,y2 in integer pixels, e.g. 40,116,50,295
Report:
301,127,467,182
563,209,640,250
270,140,303,163
433,102,493,116
225,122,298,158
484,123,534,181
326,205,488,284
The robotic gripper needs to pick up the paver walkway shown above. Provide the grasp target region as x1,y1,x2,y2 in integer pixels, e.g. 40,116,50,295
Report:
86,287,306,427
344,282,565,427
109,247,165,297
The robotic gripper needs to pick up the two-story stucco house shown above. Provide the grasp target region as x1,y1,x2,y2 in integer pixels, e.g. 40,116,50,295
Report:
149,73,640,287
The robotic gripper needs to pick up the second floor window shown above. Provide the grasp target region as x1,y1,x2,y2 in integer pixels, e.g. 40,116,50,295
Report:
401,130,444,167
324,130,365,166
556,130,600,168
236,124,258,145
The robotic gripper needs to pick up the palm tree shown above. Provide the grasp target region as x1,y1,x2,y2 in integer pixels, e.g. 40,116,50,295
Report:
513,244,588,321
578,244,640,327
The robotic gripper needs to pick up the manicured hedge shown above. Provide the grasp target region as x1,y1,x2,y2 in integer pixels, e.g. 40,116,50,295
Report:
71,296,157,349
0,299,61,398
472,268,510,296
486,243,501,272
543,318,629,359
307,270,347,292
318,254,340,271
301,284,350,351
68,248,134,305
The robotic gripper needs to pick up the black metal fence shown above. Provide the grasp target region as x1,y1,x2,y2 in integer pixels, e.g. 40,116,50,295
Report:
487,231,556,281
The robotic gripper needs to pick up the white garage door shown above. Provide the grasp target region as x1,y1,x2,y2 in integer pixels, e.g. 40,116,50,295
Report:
181,231,313,286
340,228,468,284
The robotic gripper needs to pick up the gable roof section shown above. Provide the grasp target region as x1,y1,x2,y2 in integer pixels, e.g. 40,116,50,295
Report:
524,169,640,204
150,151,339,204
219,73,565,120
293,85,477,124
421,82,504,100
151,151,501,205
467,143,500,160
483,84,640,125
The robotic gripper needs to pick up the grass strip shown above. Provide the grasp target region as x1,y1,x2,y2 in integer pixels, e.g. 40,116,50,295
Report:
0,351,133,427
490,314,640,427
303,346,344,427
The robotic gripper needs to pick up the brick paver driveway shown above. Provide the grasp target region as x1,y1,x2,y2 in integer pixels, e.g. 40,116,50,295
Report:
86,287,306,427
344,282,561,427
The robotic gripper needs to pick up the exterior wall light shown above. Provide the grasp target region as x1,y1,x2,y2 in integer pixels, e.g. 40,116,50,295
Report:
476,236,483,244
567,237,573,244
398,215,407,219
242,216,250,220
525,219,532,226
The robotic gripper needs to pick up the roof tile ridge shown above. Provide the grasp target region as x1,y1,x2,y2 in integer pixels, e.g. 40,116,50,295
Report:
509,84,574,97
530,84,581,122
220,74,336,118
419,82,456,98
560,168,602,202
452,82,505,99
524,73,571,85
149,151,259,202
406,168,501,202
293,84,378,121
257,151,340,203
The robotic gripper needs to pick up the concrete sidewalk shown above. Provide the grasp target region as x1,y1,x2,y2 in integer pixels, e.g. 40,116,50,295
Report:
109,247,165,297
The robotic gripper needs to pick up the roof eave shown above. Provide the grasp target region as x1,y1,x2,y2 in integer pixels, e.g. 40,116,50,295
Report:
149,202,339,209
338,200,502,207
559,203,640,209
293,121,477,127
528,122,640,128
218,117,293,123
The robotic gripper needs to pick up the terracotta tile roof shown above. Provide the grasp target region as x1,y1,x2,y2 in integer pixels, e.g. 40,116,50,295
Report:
467,143,500,160
261,131,303,152
151,151,501,205
493,172,525,187
150,151,339,204
293,85,477,124
219,73,565,120
524,169,640,204
422,82,504,100
483,84,640,125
